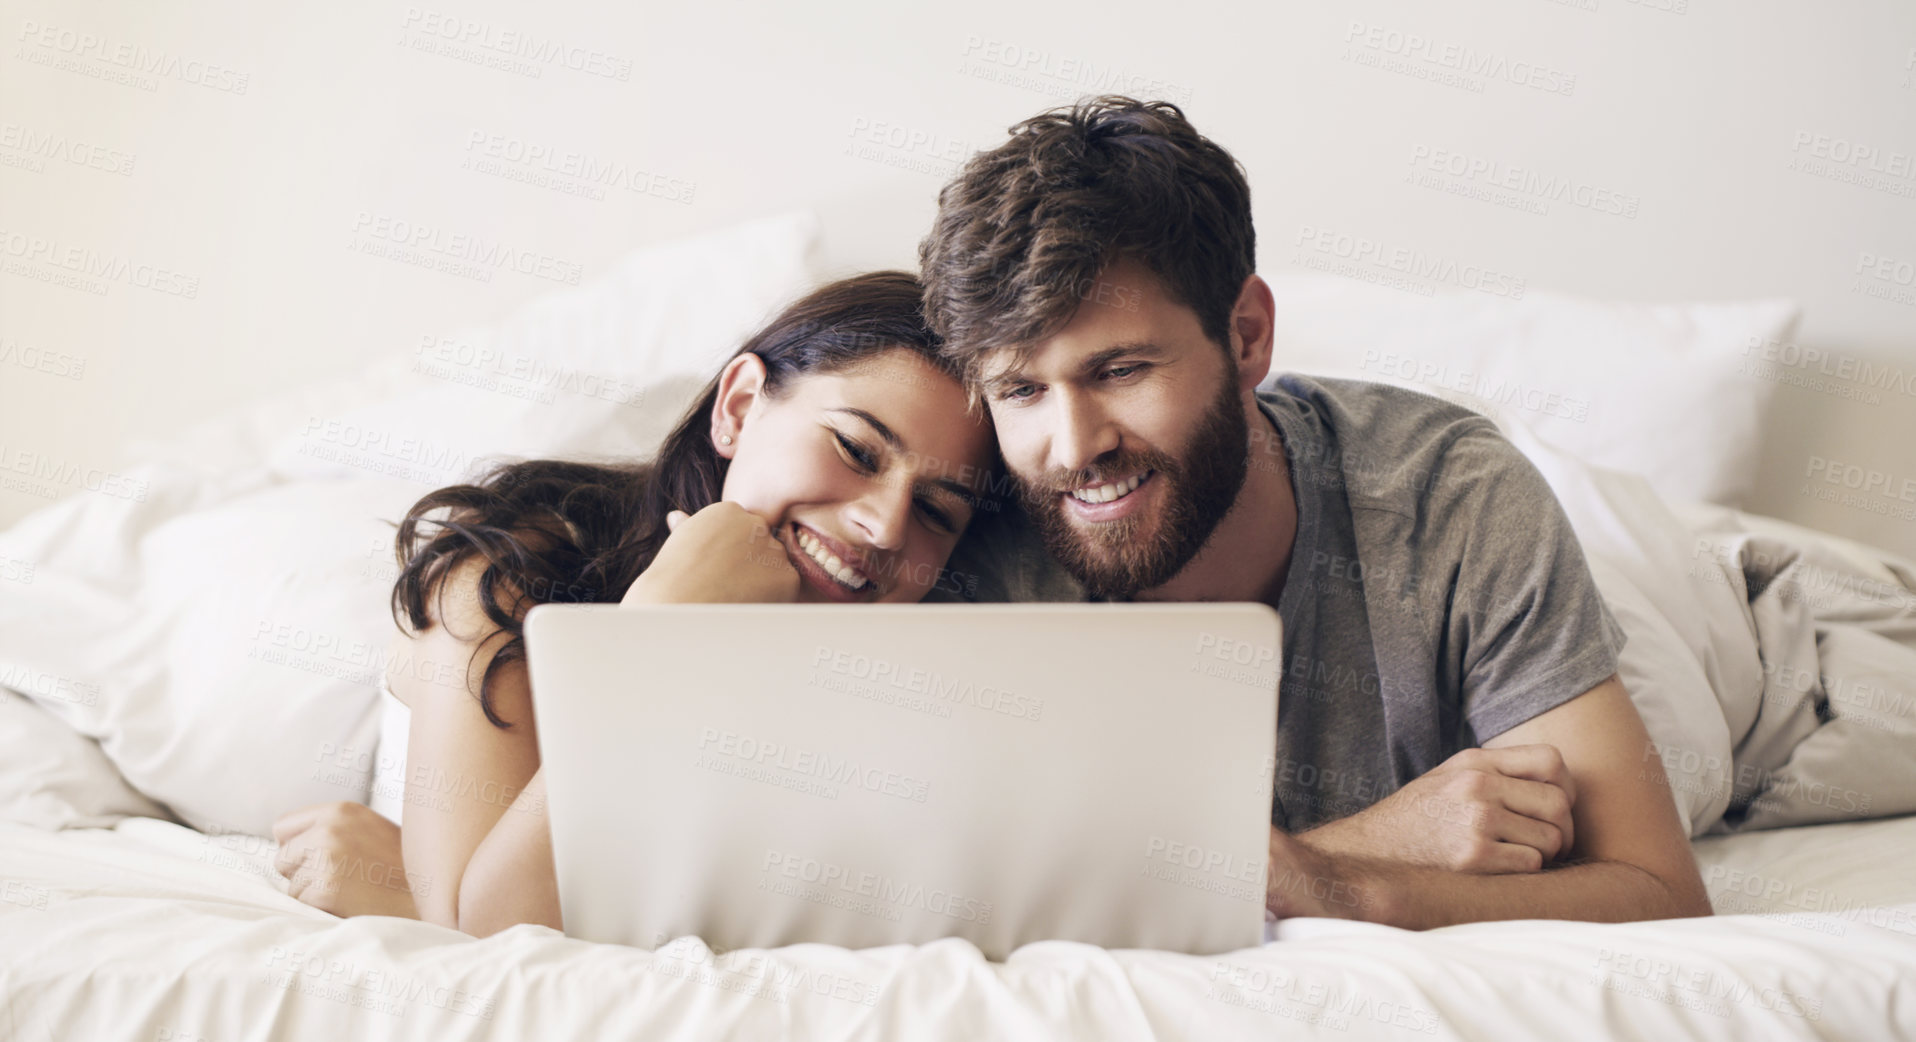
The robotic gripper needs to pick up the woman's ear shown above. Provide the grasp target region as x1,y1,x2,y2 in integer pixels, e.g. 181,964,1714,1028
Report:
710,353,768,459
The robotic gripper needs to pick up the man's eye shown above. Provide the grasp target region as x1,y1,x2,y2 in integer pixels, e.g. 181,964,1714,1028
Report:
999,384,1038,402
833,431,877,471
1104,364,1147,380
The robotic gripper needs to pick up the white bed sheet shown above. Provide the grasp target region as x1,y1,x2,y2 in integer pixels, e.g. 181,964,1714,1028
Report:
2,816,1913,1041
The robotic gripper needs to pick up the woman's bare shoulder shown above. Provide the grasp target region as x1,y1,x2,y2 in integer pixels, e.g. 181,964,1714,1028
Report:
384,555,532,720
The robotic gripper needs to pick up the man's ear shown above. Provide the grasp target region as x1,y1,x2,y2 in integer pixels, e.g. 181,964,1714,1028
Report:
1228,274,1277,393
710,353,768,459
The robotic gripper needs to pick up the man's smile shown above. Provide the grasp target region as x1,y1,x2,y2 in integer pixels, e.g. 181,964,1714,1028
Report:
1063,469,1158,522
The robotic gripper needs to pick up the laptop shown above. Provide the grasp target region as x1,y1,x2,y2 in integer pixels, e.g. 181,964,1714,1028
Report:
524,602,1280,960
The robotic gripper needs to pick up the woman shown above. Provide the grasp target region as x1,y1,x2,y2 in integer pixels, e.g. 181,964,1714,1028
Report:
270,272,998,934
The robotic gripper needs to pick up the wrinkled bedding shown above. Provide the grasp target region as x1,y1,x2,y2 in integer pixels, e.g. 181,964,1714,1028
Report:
2,815,1914,1041
1492,416,1916,837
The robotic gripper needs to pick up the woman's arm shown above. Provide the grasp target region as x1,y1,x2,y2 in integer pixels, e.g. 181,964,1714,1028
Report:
392,505,796,934
391,557,559,935
456,767,559,934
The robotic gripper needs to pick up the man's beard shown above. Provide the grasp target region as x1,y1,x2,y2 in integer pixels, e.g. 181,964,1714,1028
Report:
1017,364,1250,600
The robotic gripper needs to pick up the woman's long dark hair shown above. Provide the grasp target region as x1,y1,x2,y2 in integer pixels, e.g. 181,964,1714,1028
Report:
389,271,981,728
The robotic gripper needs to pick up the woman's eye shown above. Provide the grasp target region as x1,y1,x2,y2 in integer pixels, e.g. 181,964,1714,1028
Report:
1000,384,1037,402
916,498,957,535
833,431,878,472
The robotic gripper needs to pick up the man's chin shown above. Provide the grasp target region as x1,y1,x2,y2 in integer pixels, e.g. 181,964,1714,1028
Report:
1048,517,1167,599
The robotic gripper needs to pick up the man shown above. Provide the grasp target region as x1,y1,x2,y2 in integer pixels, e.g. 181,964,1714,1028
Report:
919,96,1710,929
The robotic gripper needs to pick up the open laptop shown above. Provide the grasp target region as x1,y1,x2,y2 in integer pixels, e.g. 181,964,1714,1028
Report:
524,602,1280,960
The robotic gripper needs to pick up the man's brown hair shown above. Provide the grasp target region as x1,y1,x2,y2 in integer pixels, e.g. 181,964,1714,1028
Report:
918,95,1255,390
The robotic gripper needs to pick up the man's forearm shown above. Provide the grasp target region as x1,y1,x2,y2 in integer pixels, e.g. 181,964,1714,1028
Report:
1299,855,1711,930
1293,813,1384,862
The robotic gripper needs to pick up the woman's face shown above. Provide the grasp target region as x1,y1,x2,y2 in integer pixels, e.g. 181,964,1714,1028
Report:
714,348,996,604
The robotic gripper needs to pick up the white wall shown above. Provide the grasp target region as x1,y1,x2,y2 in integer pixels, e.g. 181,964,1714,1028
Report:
3,0,1913,553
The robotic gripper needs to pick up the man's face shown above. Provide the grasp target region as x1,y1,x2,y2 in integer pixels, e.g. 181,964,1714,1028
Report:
978,258,1250,599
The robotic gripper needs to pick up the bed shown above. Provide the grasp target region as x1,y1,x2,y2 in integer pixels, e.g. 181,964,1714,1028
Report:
3,213,1914,1041
2,815,1914,1039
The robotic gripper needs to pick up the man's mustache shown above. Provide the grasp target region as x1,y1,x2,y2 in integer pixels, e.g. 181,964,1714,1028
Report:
1022,451,1178,495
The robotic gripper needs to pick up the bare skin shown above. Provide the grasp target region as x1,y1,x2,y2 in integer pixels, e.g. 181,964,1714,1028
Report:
273,349,995,932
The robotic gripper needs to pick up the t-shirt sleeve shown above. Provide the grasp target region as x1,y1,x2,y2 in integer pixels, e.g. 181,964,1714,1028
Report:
1432,426,1628,742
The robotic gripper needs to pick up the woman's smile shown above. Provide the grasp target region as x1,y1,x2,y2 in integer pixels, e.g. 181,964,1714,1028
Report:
786,520,876,601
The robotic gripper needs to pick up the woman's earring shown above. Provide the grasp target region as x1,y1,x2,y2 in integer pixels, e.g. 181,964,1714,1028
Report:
720,434,733,446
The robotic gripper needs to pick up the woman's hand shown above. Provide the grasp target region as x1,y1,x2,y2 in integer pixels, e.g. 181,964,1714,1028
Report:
273,802,421,919
622,501,801,604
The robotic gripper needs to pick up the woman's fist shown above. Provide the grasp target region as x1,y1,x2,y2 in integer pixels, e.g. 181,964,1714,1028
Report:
622,501,801,605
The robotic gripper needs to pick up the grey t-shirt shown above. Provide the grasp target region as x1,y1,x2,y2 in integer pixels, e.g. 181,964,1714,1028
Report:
932,374,1626,832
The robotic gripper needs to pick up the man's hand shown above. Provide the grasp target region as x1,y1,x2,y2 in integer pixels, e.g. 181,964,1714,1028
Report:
1298,745,1577,873
622,502,802,605
273,802,420,919
1269,679,1711,929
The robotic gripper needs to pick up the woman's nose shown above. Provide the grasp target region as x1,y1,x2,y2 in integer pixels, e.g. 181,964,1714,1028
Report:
849,482,911,552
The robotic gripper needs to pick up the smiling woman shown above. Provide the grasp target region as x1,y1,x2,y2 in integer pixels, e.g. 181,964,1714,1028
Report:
268,271,1002,934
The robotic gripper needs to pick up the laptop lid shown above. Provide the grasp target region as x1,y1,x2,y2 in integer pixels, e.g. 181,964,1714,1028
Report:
525,602,1280,960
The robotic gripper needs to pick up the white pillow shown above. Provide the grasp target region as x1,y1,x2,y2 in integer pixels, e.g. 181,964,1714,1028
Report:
1490,412,1766,836
0,687,174,830
262,210,823,485
122,209,823,480
0,213,825,836
1262,272,1800,507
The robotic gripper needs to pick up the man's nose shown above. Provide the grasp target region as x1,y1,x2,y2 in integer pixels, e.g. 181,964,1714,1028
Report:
1050,389,1121,475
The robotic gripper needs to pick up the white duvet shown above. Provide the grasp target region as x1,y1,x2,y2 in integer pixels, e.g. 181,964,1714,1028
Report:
1492,414,1916,839
2,815,1914,1040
